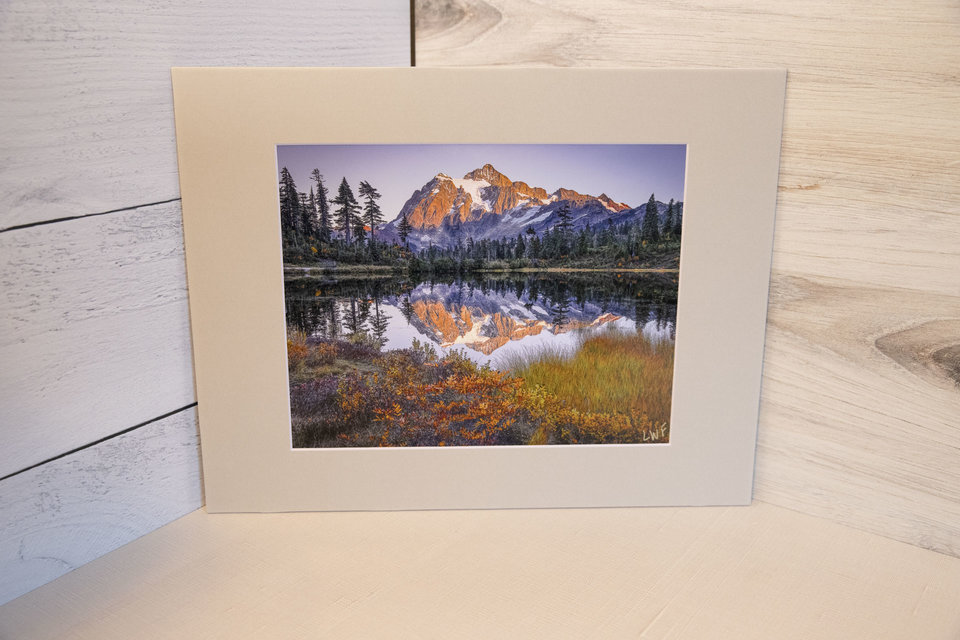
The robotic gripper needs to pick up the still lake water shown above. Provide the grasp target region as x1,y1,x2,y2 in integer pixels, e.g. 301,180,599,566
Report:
284,271,677,370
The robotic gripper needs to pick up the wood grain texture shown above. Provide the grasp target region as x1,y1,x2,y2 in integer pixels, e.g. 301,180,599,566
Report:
416,0,960,555
0,201,194,478
757,278,960,556
2,502,959,638
0,407,201,605
0,0,411,229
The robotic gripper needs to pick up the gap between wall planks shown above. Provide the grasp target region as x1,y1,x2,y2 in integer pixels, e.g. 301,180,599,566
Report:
0,0,410,605
0,198,183,234
416,0,960,556
0,0,412,229
0,408,202,605
0,402,198,484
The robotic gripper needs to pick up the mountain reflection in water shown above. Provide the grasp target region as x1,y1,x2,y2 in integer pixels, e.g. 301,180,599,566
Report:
284,272,677,370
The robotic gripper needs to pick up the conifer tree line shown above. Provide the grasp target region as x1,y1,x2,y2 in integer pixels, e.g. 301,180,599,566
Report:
279,166,681,270
406,197,681,273
279,167,405,264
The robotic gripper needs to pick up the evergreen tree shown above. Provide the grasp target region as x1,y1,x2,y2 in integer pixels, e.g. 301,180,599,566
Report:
331,177,360,246
600,220,615,247
310,169,331,244
641,193,660,243
540,228,556,259
528,234,541,259
297,192,311,239
278,167,301,244
358,180,384,243
352,214,367,247
306,187,319,240
555,203,573,256
576,228,589,256
514,233,526,259
662,199,675,239
673,202,683,237
555,203,573,236
397,212,412,247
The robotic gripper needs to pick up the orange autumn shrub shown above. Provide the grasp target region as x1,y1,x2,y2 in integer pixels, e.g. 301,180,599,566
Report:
335,350,535,447
307,342,337,367
287,338,309,372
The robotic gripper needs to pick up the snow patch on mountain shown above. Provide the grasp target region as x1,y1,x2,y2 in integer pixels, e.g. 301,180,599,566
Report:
445,318,485,348
448,177,491,210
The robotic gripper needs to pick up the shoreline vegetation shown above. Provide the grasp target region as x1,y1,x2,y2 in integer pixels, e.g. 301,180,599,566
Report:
281,246,682,277
284,263,681,279
288,329,673,448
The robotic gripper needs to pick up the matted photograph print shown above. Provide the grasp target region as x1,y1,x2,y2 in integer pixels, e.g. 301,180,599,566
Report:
278,144,686,448
173,67,785,511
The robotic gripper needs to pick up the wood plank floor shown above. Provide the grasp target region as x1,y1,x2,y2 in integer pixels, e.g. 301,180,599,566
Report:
2,503,959,639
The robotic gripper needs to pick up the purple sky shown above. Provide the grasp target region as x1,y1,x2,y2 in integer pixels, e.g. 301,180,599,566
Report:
276,144,686,222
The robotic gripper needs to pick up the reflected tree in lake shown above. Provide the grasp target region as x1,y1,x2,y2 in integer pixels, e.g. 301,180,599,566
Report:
551,297,571,329
358,297,372,329
344,298,363,337
327,298,341,339
527,278,540,304
370,299,389,347
401,295,414,326
512,278,525,301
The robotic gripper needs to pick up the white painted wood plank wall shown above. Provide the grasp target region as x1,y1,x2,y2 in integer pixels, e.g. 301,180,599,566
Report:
1,203,194,477
416,0,960,555
0,0,411,228
0,0,410,605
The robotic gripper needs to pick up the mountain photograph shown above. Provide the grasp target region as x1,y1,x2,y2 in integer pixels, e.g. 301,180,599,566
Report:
277,144,685,448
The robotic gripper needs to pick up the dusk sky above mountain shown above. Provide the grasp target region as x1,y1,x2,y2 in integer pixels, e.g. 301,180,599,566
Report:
277,144,687,221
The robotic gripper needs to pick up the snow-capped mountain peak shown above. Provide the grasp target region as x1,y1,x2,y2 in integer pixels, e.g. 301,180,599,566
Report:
381,163,677,250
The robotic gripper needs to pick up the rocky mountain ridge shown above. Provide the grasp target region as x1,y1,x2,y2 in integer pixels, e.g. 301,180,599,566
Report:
379,163,676,250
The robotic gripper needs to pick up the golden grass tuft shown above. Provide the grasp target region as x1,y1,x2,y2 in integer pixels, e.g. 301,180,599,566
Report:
506,329,674,427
